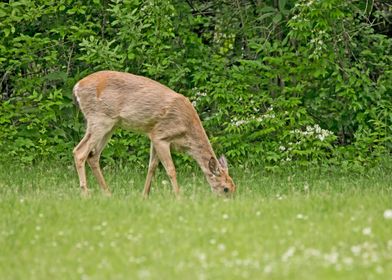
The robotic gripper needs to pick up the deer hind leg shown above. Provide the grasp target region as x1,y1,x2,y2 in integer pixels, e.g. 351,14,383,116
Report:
151,140,180,197
73,132,93,196
73,119,115,196
143,142,160,198
87,129,114,196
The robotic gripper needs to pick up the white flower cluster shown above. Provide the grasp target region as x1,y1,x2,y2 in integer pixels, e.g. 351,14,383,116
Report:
291,124,334,141
290,0,314,26
310,37,324,46
231,106,275,127
290,0,327,60
191,89,207,107
232,119,247,127
306,0,314,7
294,0,315,9
309,30,328,58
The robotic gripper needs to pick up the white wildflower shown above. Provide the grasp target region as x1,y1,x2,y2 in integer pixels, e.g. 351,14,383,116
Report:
376,266,384,274
263,264,273,274
318,134,325,141
196,91,207,97
297,213,308,220
281,247,296,262
342,257,353,266
234,120,246,127
197,252,207,263
218,243,226,251
306,0,314,7
387,240,392,250
384,209,392,220
362,227,372,236
290,124,334,141
351,245,361,255
138,269,151,279
324,251,339,264
304,248,321,257
255,117,263,122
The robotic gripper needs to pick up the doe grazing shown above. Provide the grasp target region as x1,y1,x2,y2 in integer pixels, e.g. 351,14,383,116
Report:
73,71,236,197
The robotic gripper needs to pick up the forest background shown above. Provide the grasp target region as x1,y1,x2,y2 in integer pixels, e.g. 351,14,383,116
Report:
0,0,391,170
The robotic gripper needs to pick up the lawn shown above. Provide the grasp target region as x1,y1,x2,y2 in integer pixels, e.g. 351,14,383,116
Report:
0,162,391,280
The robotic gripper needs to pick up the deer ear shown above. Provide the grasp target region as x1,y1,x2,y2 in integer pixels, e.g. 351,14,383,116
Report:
218,155,228,172
208,157,221,176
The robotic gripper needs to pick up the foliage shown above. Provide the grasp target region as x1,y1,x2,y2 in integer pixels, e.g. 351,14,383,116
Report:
0,0,391,168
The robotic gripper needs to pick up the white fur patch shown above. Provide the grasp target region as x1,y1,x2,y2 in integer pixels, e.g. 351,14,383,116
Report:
73,82,81,104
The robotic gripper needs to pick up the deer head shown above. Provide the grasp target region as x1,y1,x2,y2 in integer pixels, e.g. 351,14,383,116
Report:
207,156,236,195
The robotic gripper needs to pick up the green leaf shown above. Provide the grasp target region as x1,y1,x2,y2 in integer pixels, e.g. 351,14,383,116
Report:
278,0,287,11
273,13,282,24
259,6,276,13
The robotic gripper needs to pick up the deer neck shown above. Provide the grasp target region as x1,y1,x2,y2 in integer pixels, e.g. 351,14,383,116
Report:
186,128,217,178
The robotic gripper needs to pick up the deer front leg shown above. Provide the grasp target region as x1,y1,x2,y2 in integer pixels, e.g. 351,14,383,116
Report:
143,142,160,198
151,140,180,197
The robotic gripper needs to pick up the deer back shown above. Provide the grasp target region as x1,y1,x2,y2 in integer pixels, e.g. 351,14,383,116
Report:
73,71,194,134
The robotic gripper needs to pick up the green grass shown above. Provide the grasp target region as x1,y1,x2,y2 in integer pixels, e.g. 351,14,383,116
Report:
0,163,391,280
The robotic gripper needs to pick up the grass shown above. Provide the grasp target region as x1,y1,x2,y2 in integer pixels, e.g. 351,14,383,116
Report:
0,162,391,280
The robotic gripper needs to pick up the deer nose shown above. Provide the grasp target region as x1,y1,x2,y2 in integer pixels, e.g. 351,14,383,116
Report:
223,187,229,193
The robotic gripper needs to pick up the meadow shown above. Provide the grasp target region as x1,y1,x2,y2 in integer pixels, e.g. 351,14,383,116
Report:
0,162,391,280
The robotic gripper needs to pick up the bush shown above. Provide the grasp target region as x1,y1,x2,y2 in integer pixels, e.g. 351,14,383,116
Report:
0,0,391,168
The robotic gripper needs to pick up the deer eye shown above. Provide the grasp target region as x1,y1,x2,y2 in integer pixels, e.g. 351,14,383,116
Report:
223,187,229,193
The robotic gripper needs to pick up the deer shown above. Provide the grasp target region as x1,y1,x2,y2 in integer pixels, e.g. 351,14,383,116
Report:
72,70,236,197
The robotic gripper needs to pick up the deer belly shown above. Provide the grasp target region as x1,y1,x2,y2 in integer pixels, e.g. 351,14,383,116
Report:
118,112,157,133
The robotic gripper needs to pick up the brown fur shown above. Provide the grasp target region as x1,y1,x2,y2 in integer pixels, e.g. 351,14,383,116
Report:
73,70,236,197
